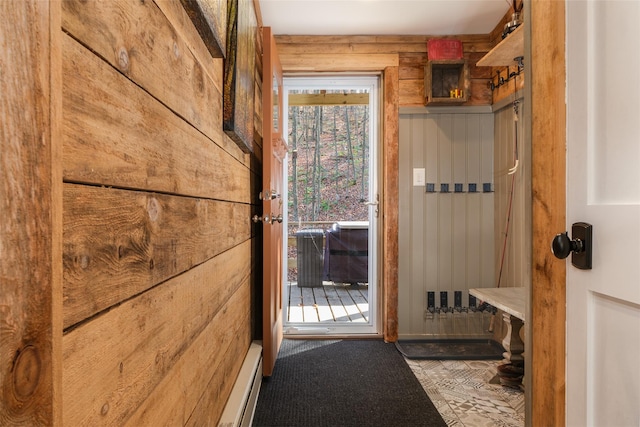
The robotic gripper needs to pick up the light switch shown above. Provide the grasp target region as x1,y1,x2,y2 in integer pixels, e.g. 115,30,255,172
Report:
413,168,425,186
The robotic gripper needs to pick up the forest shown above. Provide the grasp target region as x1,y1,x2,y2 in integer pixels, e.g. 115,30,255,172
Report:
287,91,371,231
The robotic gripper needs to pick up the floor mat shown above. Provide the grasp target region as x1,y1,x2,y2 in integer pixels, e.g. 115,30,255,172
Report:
253,339,447,427
395,339,504,360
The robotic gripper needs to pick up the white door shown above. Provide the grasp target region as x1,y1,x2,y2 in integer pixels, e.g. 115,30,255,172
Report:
565,1,640,425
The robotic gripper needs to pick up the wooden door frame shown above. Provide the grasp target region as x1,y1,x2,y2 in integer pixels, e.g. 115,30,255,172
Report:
527,1,566,426
1,1,63,424
278,55,400,341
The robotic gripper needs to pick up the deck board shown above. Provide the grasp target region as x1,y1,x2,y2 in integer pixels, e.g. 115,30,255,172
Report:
286,282,369,324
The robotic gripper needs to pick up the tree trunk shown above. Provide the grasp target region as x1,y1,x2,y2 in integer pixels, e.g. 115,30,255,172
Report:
361,108,368,201
344,107,355,184
291,106,299,221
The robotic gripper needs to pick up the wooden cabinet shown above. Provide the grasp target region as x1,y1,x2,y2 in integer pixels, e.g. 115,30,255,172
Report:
424,59,469,105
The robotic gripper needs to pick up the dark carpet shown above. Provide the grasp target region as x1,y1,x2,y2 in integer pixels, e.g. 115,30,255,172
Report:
252,339,446,427
395,339,503,360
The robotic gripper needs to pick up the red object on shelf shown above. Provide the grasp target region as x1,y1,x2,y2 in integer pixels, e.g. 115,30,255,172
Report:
427,39,464,60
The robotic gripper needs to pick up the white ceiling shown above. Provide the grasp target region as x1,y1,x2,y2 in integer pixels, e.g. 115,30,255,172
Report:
259,0,512,36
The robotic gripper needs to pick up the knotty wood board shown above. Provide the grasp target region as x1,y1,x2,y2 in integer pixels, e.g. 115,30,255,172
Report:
289,93,370,106
63,184,251,328
154,0,222,94
276,35,492,107
491,71,526,105
280,53,399,72
383,66,400,341
127,285,251,426
62,241,251,426
0,1,60,423
275,35,492,55
183,310,251,426
62,0,223,148
153,1,251,168
477,25,524,67
62,34,250,202
530,1,566,425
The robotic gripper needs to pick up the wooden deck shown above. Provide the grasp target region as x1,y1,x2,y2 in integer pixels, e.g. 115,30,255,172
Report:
287,282,369,323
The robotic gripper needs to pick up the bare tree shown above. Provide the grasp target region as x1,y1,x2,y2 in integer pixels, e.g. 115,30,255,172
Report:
360,107,368,201
290,106,299,220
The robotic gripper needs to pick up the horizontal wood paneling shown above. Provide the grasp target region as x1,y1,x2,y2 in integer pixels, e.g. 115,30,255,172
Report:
62,241,251,426
59,6,258,421
63,184,251,328
61,0,225,153
275,34,492,53
280,53,399,71
62,34,250,203
276,35,493,107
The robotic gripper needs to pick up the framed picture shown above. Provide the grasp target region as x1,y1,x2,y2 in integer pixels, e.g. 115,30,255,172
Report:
223,0,256,153
179,0,226,58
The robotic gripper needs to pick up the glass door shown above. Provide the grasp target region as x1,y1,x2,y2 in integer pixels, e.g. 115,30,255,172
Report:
282,75,379,335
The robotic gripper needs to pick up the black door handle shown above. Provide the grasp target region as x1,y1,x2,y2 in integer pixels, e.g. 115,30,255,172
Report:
551,222,592,270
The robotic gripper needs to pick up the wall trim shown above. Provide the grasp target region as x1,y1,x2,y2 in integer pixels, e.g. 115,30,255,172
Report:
399,105,493,115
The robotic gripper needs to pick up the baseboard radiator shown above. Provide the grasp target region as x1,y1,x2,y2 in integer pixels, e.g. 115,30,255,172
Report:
218,341,263,427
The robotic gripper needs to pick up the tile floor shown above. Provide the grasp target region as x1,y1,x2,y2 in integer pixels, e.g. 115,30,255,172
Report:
405,359,525,427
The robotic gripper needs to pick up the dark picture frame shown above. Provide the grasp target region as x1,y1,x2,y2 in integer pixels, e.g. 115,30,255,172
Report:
223,0,257,153
179,0,227,58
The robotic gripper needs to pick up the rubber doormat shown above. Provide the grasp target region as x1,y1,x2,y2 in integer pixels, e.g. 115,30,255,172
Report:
395,339,503,360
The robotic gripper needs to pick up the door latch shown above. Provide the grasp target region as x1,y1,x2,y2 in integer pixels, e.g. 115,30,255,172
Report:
551,222,592,270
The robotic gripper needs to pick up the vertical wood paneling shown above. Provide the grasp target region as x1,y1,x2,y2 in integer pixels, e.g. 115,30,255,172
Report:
466,115,482,299
423,117,440,336
494,98,528,290
397,116,413,333
452,115,467,306
480,116,495,289
399,111,495,338
410,117,426,334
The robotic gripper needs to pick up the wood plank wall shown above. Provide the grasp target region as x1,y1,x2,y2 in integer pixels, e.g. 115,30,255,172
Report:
1,5,263,425
275,35,495,107
59,0,258,425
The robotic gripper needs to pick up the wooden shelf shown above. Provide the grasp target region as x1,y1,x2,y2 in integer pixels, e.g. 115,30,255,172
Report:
424,59,469,106
476,25,524,67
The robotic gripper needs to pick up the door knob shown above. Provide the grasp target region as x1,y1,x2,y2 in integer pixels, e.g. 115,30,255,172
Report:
551,222,592,270
269,213,283,224
551,232,583,259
